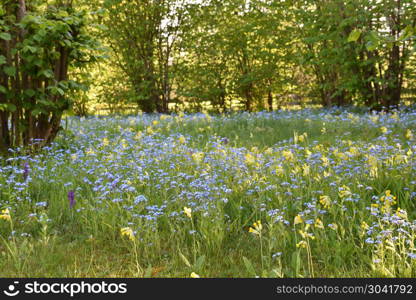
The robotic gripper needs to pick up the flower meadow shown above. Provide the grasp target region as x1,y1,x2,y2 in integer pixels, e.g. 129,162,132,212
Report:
0,108,416,277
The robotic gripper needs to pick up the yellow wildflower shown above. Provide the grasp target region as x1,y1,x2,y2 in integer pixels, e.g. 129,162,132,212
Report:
192,152,204,163
405,129,413,140
390,113,399,121
321,156,329,167
121,139,128,149
190,272,200,278
396,207,408,220
0,208,11,222
160,114,169,121
299,229,315,240
302,164,310,176
380,126,388,134
319,195,331,209
296,241,307,248
178,135,186,144
361,221,369,231
338,185,352,198
328,223,338,231
135,131,143,140
120,227,135,241
294,215,303,225
183,207,192,219
275,165,284,177
249,220,263,235
86,148,95,155
245,153,255,165
314,218,324,229
370,115,379,123
380,190,396,204
282,150,294,161
348,147,359,156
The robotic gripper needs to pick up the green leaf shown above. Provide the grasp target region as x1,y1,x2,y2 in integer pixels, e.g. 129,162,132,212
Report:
6,103,16,112
347,30,361,42
0,55,6,65
38,69,54,78
23,45,38,54
291,251,300,277
24,89,36,97
31,108,46,117
0,32,11,41
398,25,414,42
3,66,16,77
242,256,256,276
0,85,6,94
195,255,206,271
144,265,153,278
49,86,65,96
366,41,378,51
179,252,192,268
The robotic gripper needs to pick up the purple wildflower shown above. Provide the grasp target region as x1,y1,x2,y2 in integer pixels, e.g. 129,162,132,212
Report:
23,162,29,181
68,190,75,208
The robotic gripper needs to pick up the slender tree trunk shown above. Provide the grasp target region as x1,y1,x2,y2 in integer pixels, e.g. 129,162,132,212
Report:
267,90,273,111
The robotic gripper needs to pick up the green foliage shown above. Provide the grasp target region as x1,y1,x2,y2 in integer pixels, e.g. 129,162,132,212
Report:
76,0,416,113
296,0,416,108
0,0,101,151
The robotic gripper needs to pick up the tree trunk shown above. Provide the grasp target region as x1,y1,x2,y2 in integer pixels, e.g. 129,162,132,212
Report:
267,90,273,111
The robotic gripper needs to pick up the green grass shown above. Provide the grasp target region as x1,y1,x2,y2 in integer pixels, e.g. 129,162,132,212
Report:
0,109,415,277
